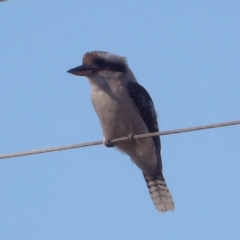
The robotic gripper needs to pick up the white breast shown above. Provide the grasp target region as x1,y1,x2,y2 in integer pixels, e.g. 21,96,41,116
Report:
88,76,158,174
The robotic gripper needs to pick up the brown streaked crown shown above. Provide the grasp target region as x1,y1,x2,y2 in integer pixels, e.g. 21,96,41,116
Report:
82,51,127,73
82,52,100,66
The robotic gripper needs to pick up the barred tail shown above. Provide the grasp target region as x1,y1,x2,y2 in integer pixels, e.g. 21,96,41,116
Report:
143,173,175,212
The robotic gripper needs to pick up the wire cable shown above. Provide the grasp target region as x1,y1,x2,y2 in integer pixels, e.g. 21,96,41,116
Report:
0,120,239,160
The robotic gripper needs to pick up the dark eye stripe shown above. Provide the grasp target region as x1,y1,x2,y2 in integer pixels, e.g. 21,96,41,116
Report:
93,58,126,73
106,62,126,72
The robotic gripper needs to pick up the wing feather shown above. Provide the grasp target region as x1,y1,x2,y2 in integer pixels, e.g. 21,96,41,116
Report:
127,82,162,168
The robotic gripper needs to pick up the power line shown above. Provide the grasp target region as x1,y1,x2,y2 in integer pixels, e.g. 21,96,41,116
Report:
0,120,239,160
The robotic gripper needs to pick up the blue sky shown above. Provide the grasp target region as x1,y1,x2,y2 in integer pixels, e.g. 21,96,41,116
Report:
0,0,240,239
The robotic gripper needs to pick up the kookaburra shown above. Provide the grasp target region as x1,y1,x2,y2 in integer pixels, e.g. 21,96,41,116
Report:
67,51,174,212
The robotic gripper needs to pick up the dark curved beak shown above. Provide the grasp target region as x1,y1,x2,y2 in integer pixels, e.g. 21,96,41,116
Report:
67,65,92,76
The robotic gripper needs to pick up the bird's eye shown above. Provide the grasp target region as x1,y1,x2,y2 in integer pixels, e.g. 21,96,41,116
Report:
93,58,106,68
91,64,98,69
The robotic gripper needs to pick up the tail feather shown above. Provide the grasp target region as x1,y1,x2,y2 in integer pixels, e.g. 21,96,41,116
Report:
144,173,175,212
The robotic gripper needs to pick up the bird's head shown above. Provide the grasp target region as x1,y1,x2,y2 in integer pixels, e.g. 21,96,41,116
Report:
67,51,128,79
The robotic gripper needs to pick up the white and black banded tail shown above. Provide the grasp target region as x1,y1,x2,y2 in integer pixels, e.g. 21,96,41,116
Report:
144,173,174,212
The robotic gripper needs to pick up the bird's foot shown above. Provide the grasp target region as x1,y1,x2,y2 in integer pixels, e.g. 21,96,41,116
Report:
104,139,115,148
127,133,135,144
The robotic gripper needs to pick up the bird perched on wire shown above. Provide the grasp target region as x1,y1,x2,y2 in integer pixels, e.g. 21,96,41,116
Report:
67,51,174,212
